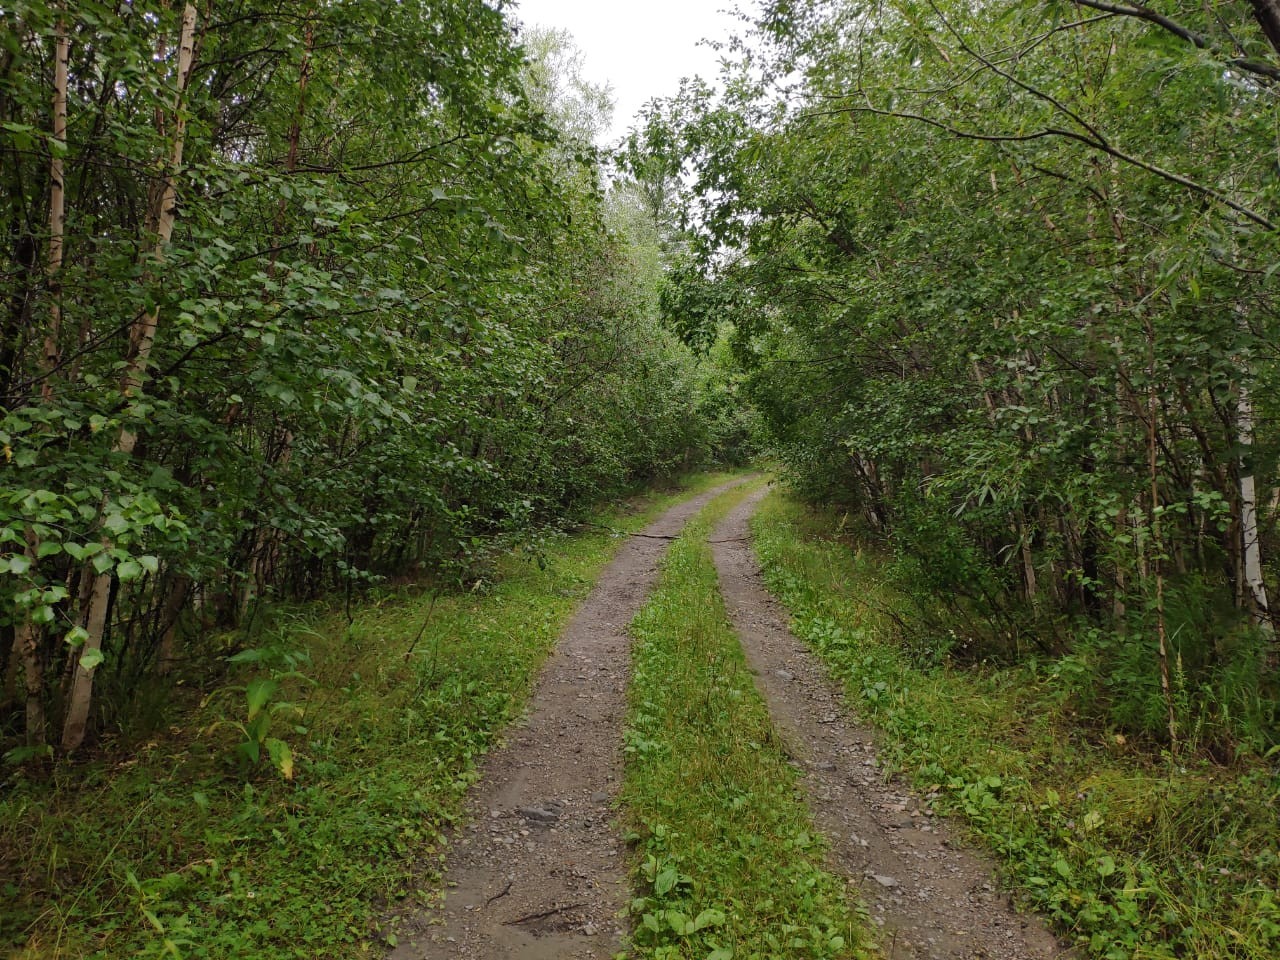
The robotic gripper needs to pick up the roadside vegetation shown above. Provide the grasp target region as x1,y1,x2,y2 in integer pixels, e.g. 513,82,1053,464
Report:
634,5,1280,953
640,1,1280,757
753,489,1280,960
0,472,738,959
0,1,756,760
8,1,1280,957
621,481,873,960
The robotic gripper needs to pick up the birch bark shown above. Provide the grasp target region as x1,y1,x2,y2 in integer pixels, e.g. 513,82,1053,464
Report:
61,5,198,753
1237,381,1272,633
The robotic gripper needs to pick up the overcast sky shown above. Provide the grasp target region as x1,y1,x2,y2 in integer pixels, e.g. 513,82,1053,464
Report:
511,0,748,144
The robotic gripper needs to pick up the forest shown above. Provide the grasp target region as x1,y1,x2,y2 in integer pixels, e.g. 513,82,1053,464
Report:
0,0,751,755
2,1,1279,959
642,0,1280,750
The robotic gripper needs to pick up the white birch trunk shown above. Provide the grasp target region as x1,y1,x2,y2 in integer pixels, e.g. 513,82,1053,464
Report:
1238,382,1272,630
62,5,198,753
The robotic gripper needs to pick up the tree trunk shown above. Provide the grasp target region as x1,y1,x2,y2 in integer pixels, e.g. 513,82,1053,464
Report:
1145,316,1177,747
1250,0,1280,55
16,530,46,745
62,4,198,754
1237,381,1273,636
14,13,70,747
155,574,190,676
971,359,1038,602
42,14,67,401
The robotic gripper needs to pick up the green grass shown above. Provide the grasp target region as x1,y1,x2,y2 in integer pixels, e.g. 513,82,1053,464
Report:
620,480,873,960
751,488,1280,960
0,471,742,960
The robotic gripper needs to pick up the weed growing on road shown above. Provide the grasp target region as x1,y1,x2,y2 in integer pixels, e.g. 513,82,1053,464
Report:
0,473,741,959
621,482,873,960
752,489,1280,960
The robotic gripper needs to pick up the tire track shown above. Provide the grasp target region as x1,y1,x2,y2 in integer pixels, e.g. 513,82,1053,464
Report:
388,478,748,960
709,485,1065,960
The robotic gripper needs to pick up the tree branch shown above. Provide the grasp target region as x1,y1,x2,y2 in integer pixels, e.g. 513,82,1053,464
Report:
813,98,1277,231
1072,0,1280,81
1249,0,1280,57
871,1,1280,231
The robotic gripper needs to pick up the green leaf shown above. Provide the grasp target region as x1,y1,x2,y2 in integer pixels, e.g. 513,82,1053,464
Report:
246,678,278,721
79,647,105,672
654,865,680,895
116,560,143,581
691,908,725,931
264,738,294,780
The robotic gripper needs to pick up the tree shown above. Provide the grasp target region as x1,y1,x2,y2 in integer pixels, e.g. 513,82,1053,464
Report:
635,0,1280,742
1,0,717,753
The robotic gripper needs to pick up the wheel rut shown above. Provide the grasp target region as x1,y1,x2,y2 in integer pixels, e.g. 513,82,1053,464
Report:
709,485,1067,960
387,478,747,960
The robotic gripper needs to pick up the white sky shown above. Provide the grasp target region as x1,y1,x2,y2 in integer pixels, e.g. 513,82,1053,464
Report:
511,0,747,144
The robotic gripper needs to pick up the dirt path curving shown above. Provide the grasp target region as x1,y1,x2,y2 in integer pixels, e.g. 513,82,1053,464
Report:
709,486,1066,960
388,479,748,960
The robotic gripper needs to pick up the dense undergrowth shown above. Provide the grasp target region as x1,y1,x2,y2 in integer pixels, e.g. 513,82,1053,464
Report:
621,480,873,960
0,471,738,959
752,489,1280,960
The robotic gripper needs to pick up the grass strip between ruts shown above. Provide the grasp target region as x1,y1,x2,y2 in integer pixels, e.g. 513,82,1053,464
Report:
620,479,874,960
750,488,1280,960
0,471,743,960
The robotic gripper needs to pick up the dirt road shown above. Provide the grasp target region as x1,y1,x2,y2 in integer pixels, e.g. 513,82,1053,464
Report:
709,486,1064,960
390,480,1063,959
388,479,746,960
